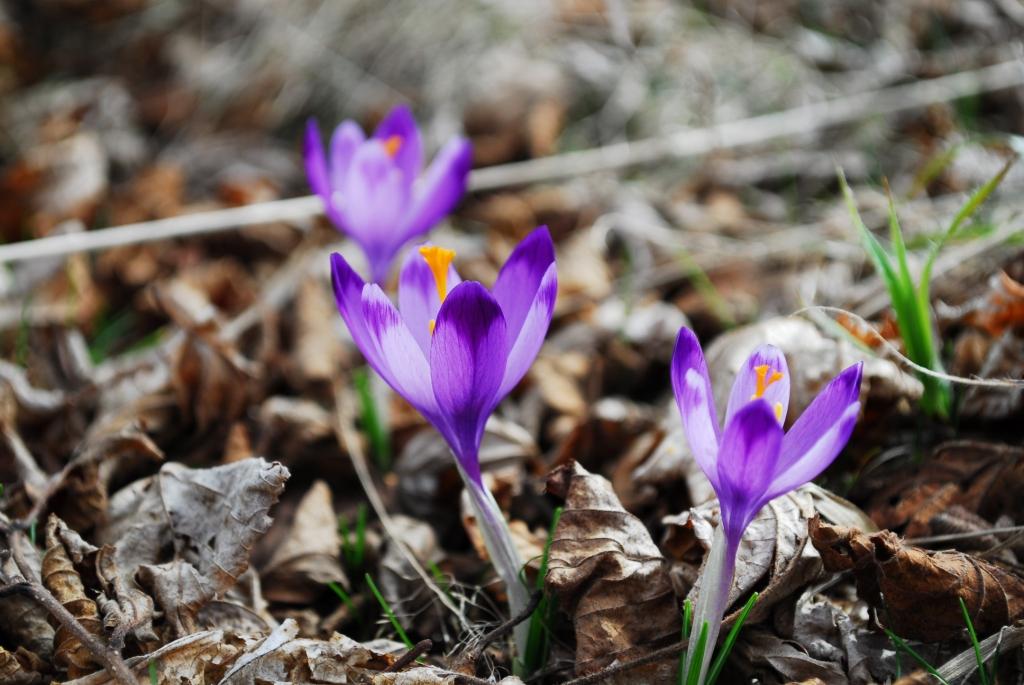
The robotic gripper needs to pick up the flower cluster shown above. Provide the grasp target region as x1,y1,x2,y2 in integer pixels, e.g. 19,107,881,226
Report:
311,107,865,675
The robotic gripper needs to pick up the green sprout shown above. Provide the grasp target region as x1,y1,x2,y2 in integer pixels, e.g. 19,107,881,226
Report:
364,573,413,649
339,503,368,570
678,592,758,685
354,368,391,471
519,506,563,677
838,160,1011,418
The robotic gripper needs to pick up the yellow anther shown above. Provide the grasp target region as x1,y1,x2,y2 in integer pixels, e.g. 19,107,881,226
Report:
750,364,784,400
419,246,456,303
774,402,784,422
383,135,402,158
428,319,436,335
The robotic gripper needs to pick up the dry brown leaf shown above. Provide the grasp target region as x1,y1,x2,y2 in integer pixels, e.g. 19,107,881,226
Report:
42,515,103,678
0,646,44,685
261,480,347,604
545,461,679,683
809,515,1024,641
663,489,824,625
938,270,1024,336
734,629,848,684
62,629,236,685
289,276,343,396
0,530,55,660
97,458,289,636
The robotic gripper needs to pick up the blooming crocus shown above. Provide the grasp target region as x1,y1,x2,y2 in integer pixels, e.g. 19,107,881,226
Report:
672,327,863,683
331,225,557,656
306,104,473,283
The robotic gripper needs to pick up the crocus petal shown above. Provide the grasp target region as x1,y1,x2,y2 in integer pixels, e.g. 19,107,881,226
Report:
342,142,412,281
429,282,508,485
492,226,556,344
329,120,365,189
330,253,380,369
715,400,783,543
498,262,557,397
360,284,438,419
765,362,863,499
725,345,791,427
304,119,331,200
373,104,423,183
671,328,722,486
400,137,473,244
397,247,462,356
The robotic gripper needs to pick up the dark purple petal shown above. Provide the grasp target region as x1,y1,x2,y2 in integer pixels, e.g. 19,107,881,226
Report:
304,119,331,199
493,226,556,344
342,142,412,282
372,104,423,182
397,246,463,356
429,282,508,484
498,262,557,397
671,328,722,486
715,400,783,544
400,137,473,243
360,283,437,418
766,362,863,499
329,120,365,189
330,252,380,368
724,344,791,427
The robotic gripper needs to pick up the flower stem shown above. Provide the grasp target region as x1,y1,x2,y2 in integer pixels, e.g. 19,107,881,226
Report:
460,466,532,660
682,524,738,685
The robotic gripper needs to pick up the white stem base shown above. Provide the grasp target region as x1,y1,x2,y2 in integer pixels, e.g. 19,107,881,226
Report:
683,524,737,684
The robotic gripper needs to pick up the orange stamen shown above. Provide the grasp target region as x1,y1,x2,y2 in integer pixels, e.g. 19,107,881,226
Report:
750,364,784,400
419,246,456,335
383,135,402,158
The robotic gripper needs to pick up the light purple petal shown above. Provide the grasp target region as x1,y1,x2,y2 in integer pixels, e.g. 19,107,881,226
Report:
671,328,722,487
360,284,438,419
372,104,423,183
725,344,791,427
493,226,556,344
498,262,557,397
342,142,412,282
715,400,783,544
397,246,463,357
400,137,473,243
304,119,331,200
766,362,863,499
429,282,508,485
329,120,366,189
330,253,380,369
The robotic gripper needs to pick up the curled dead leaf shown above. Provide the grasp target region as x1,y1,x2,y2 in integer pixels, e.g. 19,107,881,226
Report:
809,515,1024,641
545,461,679,683
42,515,103,678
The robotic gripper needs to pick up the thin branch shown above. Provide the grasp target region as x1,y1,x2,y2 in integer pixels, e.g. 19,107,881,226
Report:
454,590,542,671
1,59,1022,265
382,639,433,673
908,524,1024,546
331,382,471,631
560,638,690,685
0,525,136,685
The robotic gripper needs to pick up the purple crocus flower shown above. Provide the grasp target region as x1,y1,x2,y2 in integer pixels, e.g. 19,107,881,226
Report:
306,104,473,284
671,327,863,683
330,225,557,656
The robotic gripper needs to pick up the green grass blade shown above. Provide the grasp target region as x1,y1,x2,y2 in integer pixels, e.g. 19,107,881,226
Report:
679,599,694,685
884,628,950,685
520,506,564,676
354,368,391,471
959,598,989,685
148,659,158,685
919,158,1013,301
706,592,759,685
684,622,709,685
327,580,356,613
364,573,414,649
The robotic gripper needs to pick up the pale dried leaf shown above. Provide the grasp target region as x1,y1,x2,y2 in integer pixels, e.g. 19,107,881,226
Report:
545,461,679,683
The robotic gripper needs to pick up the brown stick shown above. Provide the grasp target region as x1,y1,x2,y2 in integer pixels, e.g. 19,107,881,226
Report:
560,638,690,685
0,524,137,685
382,639,433,673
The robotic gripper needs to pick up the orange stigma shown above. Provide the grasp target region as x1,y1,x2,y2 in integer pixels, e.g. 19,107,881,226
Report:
419,245,456,334
751,364,784,400
383,135,402,158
